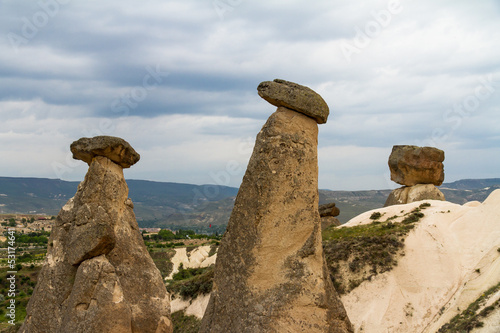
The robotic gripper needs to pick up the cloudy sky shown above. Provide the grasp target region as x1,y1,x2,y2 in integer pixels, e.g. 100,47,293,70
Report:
1,0,499,190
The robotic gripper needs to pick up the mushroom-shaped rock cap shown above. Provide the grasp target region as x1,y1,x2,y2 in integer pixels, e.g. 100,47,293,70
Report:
70,136,140,168
257,79,329,124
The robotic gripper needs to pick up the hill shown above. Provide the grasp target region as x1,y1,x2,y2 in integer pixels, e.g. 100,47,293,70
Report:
320,181,500,223
1,177,499,230
440,178,500,190
0,177,237,233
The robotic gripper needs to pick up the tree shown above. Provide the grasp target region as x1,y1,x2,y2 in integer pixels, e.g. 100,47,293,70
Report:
158,229,176,241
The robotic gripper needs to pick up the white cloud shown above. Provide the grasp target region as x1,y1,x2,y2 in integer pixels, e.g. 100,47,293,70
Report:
1,0,499,190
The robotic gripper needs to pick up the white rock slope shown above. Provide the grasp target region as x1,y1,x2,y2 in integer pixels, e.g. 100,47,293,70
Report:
166,245,216,280
341,190,500,333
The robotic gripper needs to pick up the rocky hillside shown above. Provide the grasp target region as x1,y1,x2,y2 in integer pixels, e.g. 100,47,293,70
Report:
339,190,500,333
0,177,237,233
168,190,500,332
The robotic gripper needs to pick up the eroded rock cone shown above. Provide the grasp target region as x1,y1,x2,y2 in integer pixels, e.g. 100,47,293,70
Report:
200,80,353,333
20,136,172,333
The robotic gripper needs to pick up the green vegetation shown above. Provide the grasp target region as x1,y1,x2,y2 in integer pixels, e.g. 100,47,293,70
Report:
171,311,201,333
438,282,500,332
167,265,214,300
323,204,429,294
143,229,221,242
149,249,176,279
1,231,50,247
208,243,218,257
0,265,42,330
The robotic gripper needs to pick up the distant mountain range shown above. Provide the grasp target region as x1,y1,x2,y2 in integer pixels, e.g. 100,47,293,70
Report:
1,176,499,232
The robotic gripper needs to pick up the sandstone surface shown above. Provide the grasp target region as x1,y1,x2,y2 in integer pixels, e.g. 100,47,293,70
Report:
388,145,444,186
200,98,352,332
384,184,445,207
20,137,171,333
257,79,329,124
70,135,140,168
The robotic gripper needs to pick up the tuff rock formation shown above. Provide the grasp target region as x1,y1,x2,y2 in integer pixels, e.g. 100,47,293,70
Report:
385,145,446,207
319,203,341,230
319,202,340,218
20,136,172,333
384,184,446,207
389,145,444,186
200,80,353,333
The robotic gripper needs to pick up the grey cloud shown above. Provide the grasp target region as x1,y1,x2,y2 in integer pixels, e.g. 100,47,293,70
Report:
1,0,499,189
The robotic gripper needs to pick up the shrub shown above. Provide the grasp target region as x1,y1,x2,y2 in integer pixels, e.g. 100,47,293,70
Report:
402,212,424,224
167,266,214,300
323,209,425,295
171,311,201,333
438,282,500,332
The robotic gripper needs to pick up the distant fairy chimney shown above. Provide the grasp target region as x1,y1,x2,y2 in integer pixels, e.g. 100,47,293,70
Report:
385,145,446,207
319,202,341,230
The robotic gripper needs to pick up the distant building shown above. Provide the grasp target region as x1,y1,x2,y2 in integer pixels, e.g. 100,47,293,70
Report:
139,228,162,234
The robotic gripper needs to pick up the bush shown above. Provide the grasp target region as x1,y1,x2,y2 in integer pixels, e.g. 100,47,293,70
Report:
438,282,500,332
322,209,425,295
402,212,424,224
171,311,201,333
167,266,214,300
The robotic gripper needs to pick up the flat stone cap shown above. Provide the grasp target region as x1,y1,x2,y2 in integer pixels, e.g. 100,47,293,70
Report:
257,79,329,124
70,136,140,168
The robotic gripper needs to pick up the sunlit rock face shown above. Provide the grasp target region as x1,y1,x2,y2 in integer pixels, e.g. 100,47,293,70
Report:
20,136,172,333
200,80,353,333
